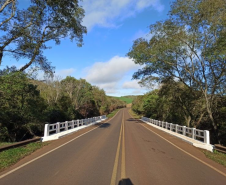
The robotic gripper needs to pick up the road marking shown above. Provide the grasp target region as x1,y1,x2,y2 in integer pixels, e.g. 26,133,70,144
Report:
110,119,123,185
140,123,226,178
0,111,120,179
121,111,126,179
110,110,127,185
127,109,226,178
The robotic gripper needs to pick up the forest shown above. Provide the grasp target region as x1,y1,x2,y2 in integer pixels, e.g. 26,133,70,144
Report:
0,1,125,142
0,67,125,142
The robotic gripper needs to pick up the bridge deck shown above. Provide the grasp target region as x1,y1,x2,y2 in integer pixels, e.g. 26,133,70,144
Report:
0,108,226,185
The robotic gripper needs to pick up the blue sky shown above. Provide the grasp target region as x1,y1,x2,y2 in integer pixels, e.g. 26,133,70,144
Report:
2,0,171,97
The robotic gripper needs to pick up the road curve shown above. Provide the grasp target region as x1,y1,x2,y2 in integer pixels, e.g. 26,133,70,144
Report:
0,108,226,185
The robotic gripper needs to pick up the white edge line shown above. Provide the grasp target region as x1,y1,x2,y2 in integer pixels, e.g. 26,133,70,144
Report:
140,123,226,178
0,110,121,179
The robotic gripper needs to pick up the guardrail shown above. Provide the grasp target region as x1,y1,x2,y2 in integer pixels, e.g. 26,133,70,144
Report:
44,115,107,138
142,117,210,145
214,144,226,154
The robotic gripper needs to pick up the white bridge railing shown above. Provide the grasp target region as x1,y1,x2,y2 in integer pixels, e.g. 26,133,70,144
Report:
44,115,107,138
142,117,210,145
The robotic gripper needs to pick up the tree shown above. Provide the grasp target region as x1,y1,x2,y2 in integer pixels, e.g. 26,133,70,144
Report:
127,0,226,142
159,78,205,127
0,71,46,141
0,0,16,27
0,0,87,73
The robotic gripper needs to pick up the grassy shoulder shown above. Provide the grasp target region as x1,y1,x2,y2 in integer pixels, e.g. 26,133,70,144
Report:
203,150,226,167
107,109,121,118
0,142,14,147
128,109,141,119
0,142,48,171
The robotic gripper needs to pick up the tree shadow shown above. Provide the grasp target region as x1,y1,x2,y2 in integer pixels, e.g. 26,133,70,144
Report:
97,123,111,128
126,118,141,124
118,178,133,185
126,118,136,121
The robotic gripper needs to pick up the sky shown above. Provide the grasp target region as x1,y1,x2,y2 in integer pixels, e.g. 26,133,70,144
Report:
1,0,172,97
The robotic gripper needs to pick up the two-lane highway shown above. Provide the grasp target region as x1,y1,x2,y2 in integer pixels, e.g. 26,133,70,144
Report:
0,108,226,185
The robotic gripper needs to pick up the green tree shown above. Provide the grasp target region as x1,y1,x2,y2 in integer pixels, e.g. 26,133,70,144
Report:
159,79,205,127
0,71,46,141
128,0,226,142
0,0,87,73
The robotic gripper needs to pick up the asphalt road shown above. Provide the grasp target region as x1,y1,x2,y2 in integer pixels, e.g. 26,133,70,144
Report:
0,108,226,185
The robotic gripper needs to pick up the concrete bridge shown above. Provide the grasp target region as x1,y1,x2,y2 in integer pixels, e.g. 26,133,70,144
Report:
0,108,226,185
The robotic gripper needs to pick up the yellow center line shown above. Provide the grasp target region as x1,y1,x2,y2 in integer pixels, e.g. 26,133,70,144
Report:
121,111,126,179
110,117,123,185
110,110,126,185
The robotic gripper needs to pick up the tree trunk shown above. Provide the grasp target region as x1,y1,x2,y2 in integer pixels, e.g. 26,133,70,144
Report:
184,115,191,127
204,94,220,143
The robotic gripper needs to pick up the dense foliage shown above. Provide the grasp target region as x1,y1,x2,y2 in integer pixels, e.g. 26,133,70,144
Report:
132,81,226,145
128,0,226,145
0,70,125,142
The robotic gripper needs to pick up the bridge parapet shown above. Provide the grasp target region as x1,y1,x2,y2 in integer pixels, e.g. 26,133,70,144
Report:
141,117,213,151
42,115,107,142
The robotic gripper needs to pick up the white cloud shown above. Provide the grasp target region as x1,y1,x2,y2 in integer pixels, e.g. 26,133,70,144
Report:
34,68,76,80
136,0,164,12
85,55,144,95
131,30,153,41
81,0,164,30
86,56,139,84
55,68,75,77
122,80,143,89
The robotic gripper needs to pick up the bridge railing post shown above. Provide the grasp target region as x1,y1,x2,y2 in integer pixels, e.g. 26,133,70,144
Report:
44,124,49,137
71,121,74,129
170,123,172,131
192,128,196,139
56,122,60,133
175,124,178,133
182,126,186,136
65,121,68,131
204,130,210,144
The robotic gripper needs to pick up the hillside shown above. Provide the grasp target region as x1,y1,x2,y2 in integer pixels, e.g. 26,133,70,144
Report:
112,96,137,104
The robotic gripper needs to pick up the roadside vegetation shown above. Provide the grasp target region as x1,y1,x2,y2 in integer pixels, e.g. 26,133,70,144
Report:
0,142,48,171
203,150,226,168
128,109,140,119
128,0,226,146
107,109,121,118
0,70,126,143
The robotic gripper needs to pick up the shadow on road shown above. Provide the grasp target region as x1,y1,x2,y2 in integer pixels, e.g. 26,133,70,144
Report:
126,118,136,121
96,123,111,128
118,178,133,185
126,118,141,124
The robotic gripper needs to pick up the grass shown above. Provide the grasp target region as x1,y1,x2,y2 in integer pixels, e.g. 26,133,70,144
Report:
0,142,48,171
128,109,141,119
203,150,226,167
114,96,134,104
0,142,14,147
107,109,120,118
